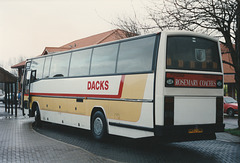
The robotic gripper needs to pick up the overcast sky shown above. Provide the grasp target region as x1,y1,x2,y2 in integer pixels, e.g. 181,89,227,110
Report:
0,0,149,71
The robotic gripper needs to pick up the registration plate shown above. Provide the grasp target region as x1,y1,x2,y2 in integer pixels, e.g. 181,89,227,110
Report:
188,128,203,134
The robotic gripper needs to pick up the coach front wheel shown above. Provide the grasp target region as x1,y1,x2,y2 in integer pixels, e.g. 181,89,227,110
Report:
91,111,108,140
34,106,42,127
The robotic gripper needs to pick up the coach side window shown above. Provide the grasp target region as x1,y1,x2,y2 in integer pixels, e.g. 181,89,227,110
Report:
117,36,156,74
90,44,118,75
50,53,70,78
31,58,44,79
69,49,92,76
42,57,52,78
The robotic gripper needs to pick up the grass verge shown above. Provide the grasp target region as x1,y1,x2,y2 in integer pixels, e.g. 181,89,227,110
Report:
225,128,240,137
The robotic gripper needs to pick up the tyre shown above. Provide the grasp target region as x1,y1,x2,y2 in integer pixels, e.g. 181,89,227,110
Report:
91,111,108,140
227,108,234,117
34,106,42,127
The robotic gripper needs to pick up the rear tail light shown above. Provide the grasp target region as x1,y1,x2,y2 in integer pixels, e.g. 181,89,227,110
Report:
164,96,174,126
216,96,223,124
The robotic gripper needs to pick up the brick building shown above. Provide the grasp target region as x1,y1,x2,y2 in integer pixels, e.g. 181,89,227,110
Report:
221,44,236,98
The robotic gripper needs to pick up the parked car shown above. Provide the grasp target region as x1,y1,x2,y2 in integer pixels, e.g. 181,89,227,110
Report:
0,93,18,104
0,94,5,103
224,96,238,117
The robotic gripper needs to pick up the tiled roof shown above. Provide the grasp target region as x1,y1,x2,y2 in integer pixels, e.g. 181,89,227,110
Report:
41,47,71,56
11,60,26,69
60,29,130,49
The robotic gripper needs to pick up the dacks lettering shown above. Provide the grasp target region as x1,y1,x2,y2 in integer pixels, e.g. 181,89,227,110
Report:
87,80,109,90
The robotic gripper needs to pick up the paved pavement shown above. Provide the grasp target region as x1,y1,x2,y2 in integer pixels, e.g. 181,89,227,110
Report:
0,104,113,163
0,103,240,163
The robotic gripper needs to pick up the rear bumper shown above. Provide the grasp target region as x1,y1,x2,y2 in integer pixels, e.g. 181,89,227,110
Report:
155,123,225,137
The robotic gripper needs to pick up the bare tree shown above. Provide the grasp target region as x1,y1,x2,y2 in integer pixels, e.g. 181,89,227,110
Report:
112,0,155,37
113,16,152,37
8,56,26,76
114,0,240,128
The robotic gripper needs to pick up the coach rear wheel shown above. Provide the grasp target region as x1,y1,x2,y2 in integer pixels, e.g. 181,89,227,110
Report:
91,111,108,140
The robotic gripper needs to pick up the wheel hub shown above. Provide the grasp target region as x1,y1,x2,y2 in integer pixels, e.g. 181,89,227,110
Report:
94,117,103,135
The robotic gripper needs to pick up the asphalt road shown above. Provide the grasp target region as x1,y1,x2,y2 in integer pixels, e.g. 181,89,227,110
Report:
34,116,240,163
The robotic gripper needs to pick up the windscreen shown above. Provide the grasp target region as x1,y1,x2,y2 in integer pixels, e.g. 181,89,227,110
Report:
166,36,221,72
